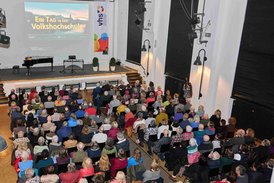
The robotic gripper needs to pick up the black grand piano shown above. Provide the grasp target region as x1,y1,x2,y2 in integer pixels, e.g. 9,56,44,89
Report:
22,56,53,75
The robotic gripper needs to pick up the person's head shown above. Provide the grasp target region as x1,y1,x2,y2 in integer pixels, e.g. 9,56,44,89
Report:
115,171,126,183
77,142,85,151
207,121,215,128
220,119,226,126
261,139,271,146
112,121,118,129
82,157,93,168
189,138,197,147
118,148,126,159
163,129,169,137
25,168,35,179
62,121,68,127
209,151,220,160
186,125,192,132
45,165,55,175
99,154,110,171
81,125,90,135
117,132,125,141
183,113,189,119
203,135,210,142
228,117,237,126
235,165,246,177
137,112,143,119
52,135,59,144
236,129,245,137
49,125,56,133
98,126,104,133
105,138,114,149
38,136,45,146
176,127,183,135
198,123,204,131
150,158,159,171
17,130,25,138
133,148,141,161
194,115,200,122
58,148,68,159
246,128,255,138
70,113,76,120
21,150,30,161
215,109,221,117
67,163,76,173
32,127,40,136
41,149,50,159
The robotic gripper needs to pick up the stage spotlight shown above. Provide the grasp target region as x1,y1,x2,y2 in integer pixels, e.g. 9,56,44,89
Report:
0,8,6,28
188,31,198,46
0,30,10,48
135,18,142,25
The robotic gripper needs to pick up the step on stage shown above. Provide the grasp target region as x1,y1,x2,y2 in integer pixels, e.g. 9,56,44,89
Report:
0,64,133,93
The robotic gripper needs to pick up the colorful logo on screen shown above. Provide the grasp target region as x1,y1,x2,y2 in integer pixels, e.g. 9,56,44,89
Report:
94,33,109,54
97,5,105,26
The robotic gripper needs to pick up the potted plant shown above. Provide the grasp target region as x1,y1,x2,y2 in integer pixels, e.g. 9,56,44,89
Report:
109,57,116,71
92,57,99,71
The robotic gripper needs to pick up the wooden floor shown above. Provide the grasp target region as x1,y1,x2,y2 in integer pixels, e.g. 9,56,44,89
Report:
0,105,18,183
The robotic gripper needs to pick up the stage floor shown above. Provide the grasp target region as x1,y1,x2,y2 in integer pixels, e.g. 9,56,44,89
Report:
0,64,130,82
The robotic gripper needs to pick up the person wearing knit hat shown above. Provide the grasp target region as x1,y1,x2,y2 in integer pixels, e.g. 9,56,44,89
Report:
187,138,201,165
116,132,130,155
187,138,198,154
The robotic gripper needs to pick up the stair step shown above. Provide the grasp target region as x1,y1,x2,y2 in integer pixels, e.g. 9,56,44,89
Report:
0,94,6,97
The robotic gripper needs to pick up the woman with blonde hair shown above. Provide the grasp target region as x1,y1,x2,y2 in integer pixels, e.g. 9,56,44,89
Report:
79,157,94,179
110,171,126,183
94,154,111,181
143,158,161,182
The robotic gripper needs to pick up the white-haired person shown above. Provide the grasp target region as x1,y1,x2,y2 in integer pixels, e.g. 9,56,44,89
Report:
33,137,49,156
72,142,88,163
92,126,107,144
24,168,40,183
49,135,62,157
110,171,126,183
181,125,194,141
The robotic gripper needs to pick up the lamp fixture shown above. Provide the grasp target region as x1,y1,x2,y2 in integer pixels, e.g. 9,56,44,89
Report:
178,0,210,45
141,39,151,76
194,49,207,99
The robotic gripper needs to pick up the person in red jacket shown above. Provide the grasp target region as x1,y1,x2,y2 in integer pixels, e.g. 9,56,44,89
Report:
107,121,120,140
85,102,97,116
59,163,80,183
110,148,128,177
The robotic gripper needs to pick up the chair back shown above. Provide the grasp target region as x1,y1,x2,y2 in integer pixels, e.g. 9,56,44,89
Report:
160,144,170,153
149,134,158,142
57,163,68,174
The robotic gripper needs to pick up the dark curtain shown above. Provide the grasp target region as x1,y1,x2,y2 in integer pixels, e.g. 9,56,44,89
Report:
126,0,144,64
231,0,274,139
232,0,274,110
165,0,198,80
231,99,274,139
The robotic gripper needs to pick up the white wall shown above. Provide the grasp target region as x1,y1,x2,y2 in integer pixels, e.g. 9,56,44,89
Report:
117,0,171,88
0,0,115,69
190,0,248,120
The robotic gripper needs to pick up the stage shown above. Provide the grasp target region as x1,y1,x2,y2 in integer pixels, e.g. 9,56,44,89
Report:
0,64,133,94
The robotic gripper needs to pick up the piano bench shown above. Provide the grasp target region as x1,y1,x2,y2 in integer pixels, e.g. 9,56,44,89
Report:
12,65,20,74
